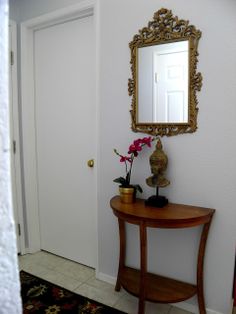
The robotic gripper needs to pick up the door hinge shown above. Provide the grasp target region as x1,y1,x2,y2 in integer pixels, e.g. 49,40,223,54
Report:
18,223,21,236
10,50,14,66
154,72,159,83
13,140,16,154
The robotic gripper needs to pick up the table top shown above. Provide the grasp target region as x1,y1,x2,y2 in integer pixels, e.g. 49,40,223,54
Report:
110,196,215,228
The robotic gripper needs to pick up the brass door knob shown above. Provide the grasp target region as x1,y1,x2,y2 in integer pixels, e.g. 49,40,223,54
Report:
87,159,94,168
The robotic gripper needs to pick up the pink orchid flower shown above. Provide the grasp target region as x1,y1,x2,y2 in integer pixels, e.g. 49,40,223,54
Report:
113,136,156,190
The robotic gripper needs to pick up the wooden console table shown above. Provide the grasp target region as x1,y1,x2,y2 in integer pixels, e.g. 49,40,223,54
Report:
110,196,215,314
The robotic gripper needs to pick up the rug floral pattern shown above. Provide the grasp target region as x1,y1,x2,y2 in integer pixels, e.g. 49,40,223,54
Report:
20,271,126,314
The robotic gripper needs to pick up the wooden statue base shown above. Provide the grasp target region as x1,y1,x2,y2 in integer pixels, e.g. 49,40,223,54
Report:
145,195,168,208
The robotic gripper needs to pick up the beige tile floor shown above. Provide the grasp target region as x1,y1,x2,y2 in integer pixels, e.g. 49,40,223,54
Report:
18,250,194,314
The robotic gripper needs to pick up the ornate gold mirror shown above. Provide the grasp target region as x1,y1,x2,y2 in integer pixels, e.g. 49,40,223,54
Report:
129,8,202,136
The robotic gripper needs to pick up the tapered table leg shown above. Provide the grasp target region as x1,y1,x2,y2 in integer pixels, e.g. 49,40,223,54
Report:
138,222,147,314
197,220,212,314
115,218,126,291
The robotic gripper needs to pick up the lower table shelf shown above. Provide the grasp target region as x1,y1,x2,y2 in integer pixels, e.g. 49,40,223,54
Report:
119,267,197,303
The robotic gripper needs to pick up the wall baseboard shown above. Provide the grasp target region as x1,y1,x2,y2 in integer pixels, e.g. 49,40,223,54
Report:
96,271,117,285
170,300,223,314
96,272,224,314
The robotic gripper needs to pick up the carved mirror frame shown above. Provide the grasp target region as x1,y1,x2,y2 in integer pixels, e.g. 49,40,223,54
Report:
129,8,202,136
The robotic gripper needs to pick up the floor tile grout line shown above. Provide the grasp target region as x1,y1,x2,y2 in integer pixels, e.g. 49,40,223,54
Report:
112,292,129,310
21,266,86,293
54,270,95,283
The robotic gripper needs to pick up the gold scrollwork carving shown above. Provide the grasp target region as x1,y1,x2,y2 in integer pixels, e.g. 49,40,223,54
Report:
129,8,202,137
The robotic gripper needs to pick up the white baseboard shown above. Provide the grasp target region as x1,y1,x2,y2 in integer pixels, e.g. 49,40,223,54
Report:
96,271,117,285
170,300,223,314
96,272,224,314
170,300,198,313
206,309,225,314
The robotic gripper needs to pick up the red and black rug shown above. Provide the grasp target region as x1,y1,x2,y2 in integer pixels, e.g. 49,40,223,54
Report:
20,271,127,314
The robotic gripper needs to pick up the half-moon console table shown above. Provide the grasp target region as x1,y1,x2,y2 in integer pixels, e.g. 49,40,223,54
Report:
110,196,215,314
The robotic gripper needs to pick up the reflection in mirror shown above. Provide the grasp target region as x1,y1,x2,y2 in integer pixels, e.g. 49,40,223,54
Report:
129,8,202,136
138,40,189,123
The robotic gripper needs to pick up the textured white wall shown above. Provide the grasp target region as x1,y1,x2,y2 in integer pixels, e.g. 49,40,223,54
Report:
0,1,22,313
9,0,236,313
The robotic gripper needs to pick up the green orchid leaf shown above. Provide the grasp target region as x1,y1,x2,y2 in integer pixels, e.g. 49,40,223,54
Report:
113,177,127,186
133,184,143,193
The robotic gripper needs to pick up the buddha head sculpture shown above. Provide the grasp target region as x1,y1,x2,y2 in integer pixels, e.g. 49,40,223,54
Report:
146,138,170,188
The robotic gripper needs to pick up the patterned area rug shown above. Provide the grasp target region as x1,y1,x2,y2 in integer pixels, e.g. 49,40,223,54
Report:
20,271,126,313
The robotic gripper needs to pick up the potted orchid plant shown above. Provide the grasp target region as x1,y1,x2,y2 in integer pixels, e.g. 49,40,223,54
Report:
114,136,155,202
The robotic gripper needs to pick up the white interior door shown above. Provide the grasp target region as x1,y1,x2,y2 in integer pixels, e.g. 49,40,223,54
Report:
34,15,96,267
154,49,188,123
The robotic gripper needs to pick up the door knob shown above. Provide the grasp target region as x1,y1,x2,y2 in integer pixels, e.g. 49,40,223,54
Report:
87,159,94,168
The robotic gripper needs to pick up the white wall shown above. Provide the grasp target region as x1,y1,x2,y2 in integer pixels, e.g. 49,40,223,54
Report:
9,0,236,314
9,0,85,21
0,1,22,313
99,1,236,314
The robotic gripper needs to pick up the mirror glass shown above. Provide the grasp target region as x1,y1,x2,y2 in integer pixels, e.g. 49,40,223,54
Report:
138,40,189,123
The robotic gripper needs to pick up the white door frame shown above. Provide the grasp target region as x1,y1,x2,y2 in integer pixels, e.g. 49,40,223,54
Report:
9,20,26,254
20,0,99,270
